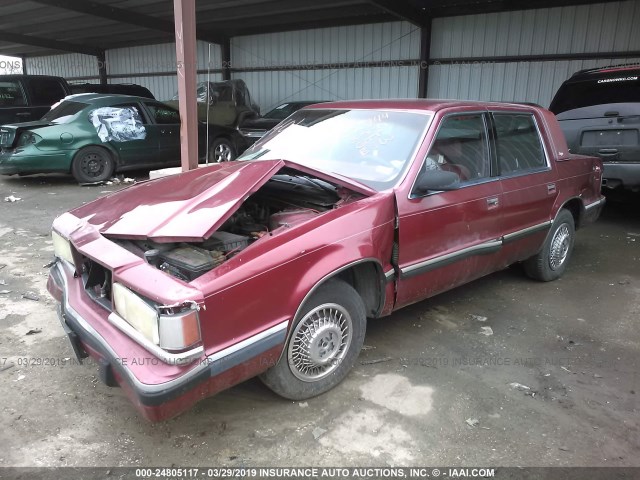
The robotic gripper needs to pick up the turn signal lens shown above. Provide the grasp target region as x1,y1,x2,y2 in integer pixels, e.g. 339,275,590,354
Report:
158,307,201,352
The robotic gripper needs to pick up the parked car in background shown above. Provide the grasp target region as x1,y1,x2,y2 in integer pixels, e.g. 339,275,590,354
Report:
47,99,604,421
0,93,247,183
165,79,260,127
550,64,640,191
69,82,155,99
0,74,71,125
239,100,328,144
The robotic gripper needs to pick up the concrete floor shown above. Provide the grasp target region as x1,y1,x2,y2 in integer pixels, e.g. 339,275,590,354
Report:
0,172,638,468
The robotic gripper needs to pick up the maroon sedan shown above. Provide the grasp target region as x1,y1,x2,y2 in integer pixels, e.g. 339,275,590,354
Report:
47,100,605,421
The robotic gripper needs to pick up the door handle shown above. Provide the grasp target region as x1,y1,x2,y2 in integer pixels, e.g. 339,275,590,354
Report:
547,183,556,194
15,112,30,117
487,197,499,207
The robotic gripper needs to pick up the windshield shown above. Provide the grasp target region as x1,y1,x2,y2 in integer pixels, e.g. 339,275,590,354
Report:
238,109,431,190
41,101,87,124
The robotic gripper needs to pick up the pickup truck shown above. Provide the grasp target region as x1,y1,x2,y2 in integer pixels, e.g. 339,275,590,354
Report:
0,75,71,125
47,100,604,421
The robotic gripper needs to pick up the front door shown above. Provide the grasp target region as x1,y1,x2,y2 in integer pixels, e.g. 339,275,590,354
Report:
143,101,181,165
395,111,504,309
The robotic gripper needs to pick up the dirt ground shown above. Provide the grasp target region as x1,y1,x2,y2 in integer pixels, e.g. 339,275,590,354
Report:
0,172,638,468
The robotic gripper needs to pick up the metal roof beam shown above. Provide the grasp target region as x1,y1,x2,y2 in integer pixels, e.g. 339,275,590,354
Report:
30,0,226,45
428,0,616,17
367,0,429,26
0,30,102,56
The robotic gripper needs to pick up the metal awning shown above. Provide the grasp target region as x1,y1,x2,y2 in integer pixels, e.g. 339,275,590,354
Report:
0,0,612,58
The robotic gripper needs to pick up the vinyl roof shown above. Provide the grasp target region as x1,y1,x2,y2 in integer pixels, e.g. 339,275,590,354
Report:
0,0,611,58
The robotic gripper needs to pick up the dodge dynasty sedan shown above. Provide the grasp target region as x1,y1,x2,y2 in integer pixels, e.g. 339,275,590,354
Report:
47,100,605,421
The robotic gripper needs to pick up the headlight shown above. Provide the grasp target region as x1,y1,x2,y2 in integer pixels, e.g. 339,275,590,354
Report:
52,230,75,266
113,283,159,345
17,131,42,147
113,283,202,352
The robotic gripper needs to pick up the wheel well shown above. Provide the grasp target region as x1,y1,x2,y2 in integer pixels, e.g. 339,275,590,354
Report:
334,262,385,318
561,198,582,229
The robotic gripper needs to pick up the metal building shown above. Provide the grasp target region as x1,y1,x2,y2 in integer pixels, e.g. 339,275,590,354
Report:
2,0,640,109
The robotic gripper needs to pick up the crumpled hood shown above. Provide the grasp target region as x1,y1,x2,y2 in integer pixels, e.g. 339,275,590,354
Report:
69,160,374,243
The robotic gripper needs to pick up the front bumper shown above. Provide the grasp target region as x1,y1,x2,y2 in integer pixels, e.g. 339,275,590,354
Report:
47,260,287,421
602,162,640,189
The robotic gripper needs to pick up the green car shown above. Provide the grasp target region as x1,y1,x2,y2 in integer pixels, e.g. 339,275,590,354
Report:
0,93,247,184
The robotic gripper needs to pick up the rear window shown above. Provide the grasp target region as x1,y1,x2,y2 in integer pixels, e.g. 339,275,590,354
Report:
41,101,86,124
550,75,640,114
0,80,26,107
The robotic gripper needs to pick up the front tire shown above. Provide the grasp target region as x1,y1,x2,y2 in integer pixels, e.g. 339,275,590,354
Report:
523,209,575,282
208,138,236,163
260,279,366,400
72,146,115,184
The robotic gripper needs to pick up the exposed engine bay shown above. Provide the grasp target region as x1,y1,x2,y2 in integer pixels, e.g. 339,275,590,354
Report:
111,171,362,282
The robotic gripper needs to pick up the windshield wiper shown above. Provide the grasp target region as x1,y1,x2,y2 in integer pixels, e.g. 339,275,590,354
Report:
297,175,336,194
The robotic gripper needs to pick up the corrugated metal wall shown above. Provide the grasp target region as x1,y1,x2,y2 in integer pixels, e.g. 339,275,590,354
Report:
428,1,640,106
26,52,100,80
106,41,223,100
22,2,639,108
232,21,421,112
27,41,223,101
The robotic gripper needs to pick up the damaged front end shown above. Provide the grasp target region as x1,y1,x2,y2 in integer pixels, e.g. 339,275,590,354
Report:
109,167,363,282
47,159,372,420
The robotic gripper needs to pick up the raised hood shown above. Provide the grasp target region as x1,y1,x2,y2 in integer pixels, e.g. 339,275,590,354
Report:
71,160,284,242
69,160,374,243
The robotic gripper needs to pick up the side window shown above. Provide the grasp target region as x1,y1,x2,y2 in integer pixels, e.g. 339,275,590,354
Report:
145,102,180,124
88,104,147,143
422,113,490,183
0,81,26,106
493,114,547,175
26,78,67,106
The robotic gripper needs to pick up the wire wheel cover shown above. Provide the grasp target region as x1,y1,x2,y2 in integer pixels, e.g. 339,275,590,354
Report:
288,303,353,382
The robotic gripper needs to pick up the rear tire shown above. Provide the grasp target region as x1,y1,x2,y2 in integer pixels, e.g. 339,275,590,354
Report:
72,146,114,184
260,279,366,400
523,209,575,282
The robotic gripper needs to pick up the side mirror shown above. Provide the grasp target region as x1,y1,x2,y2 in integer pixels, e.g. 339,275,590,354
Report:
414,170,460,194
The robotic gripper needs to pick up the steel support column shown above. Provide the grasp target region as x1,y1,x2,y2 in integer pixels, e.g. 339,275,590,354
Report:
97,50,107,85
174,0,199,172
222,39,231,81
418,18,432,99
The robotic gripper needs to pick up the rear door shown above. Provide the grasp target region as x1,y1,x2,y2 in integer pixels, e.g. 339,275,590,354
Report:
96,102,159,167
395,110,504,308
491,110,558,266
0,79,32,124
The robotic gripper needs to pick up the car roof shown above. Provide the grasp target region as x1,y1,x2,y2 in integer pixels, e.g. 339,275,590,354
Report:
567,64,640,82
60,93,160,105
304,98,541,113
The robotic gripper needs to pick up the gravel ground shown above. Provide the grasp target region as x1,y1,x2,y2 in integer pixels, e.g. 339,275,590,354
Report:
0,172,638,469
